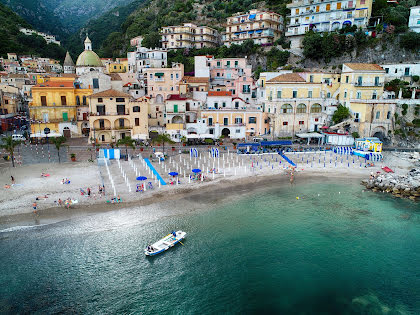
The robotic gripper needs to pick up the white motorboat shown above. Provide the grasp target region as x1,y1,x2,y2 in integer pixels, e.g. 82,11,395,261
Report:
144,231,186,256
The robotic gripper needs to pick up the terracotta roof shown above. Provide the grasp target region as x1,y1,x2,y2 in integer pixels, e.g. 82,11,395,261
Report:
182,76,209,84
167,94,188,101
61,73,77,78
208,91,232,97
8,74,28,79
34,81,74,88
344,63,384,71
267,73,306,83
109,73,122,81
90,89,130,98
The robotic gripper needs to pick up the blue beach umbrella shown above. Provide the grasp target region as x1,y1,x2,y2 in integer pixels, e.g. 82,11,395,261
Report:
136,176,147,181
169,172,178,176
192,169,201,173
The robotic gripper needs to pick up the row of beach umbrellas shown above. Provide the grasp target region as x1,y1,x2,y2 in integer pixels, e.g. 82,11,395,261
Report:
136,169,202,181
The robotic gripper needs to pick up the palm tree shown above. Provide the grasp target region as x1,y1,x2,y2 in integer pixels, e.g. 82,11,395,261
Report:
0,136,21,167
50,136,67,163
116,136,135,158
152,133,174,155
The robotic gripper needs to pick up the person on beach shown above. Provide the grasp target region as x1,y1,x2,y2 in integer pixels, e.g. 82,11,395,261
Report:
102,185,105,196
32,202,37,213
98,185,102,196
11,176,15,184
58,198,63,206
87,187,91,197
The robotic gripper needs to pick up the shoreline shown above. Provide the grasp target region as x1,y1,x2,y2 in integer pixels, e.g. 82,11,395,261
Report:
0,170,367,230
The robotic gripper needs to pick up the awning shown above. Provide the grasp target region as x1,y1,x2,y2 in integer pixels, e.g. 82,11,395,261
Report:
260,140,293,146
186,134,199,139
199,134,214,139
234,32,241,35
155,72,164,77
255,30,263,33
248,30,254,34
132,134,148,140
296,132,323,138
249,14,256,19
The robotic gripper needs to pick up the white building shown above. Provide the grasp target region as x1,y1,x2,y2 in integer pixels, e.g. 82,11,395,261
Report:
129,46,168,83
408,6,420,33
19,27,60,45
381,63,420,82
286,0,373,49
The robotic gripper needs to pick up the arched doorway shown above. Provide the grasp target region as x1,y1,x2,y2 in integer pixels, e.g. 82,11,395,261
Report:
156,94,164,104
372,126,387,142
63,127,71,138
171,116,183,124
221,128,230,138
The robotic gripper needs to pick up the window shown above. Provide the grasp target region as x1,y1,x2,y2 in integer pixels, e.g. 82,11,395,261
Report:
327,92,331,98
249,117,257,123
236,129,240,133
208,117,213,126
375,111,380,119
217,61,221,67
93,78,99,89
222,102,226,108
297,104,306,113
277,90,282,98
374,77,380,86
310,104,322,113
326,4,331,10
308,91,312,98
41,96,47,106
226,61,230,67
372,91,377,99
360,0,365,4
281,104,293,113
76,96,80,106
135,118,139,126
404,67,410,76
235,102,239,109
337,2,341,9
99,119,105,129
292,91,297,98
387,111,391,119
96,105,105,115
116,98,125,103
356,91,361,99
209,128,214,134
299,121,304,125
235,117,242,124
176,73,179,79
62,112,68,121
61,96,67,106
214,102,218,109
235,61,238,67
101,135,105,141
119,118,125,127
315,118,319,122
117,105,125,115
114,66,117,70
283,121,288,126
345,76,349,83
224,117,229,126
83,96,87,105
309,75,313,83
344,91,347,98
357,76,362,86
385,68,389,74
133,106,140,112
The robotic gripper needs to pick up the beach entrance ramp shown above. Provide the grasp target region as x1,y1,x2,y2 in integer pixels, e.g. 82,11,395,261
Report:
279,153,297,167
144,158,167,185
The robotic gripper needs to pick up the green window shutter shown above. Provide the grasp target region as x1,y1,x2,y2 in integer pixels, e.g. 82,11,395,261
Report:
62,112,68,121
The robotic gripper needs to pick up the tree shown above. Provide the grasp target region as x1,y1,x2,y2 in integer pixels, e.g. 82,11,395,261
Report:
142,32,161,49
400,32,420,51
50,136,67,163
151,133,174,155
332,104,351,124
116,136,136,158
0,136,21,167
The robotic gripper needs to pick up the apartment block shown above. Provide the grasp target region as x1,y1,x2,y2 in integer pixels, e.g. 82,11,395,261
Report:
223,10,283,47
161,23,218,50
286,0,373,48
408,6,420,33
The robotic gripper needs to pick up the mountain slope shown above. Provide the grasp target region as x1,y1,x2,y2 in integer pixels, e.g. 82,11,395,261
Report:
0,3,66,60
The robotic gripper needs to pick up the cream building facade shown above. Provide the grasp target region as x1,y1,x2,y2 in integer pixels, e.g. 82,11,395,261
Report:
161,23,218,50
88,89,149,143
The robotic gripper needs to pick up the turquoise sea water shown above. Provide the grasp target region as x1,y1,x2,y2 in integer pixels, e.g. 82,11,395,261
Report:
0,178,419,314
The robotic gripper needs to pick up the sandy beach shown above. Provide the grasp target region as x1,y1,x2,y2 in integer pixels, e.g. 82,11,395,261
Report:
0,150,416,228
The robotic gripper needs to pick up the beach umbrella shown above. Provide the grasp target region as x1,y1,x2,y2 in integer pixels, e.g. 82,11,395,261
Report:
136,176,147,181
169,172,178,176
192,168,201,173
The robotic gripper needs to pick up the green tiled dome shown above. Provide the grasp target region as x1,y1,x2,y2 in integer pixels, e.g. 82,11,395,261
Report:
76,50,102,67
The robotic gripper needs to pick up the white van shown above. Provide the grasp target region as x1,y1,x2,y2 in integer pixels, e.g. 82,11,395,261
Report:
12,134,26,141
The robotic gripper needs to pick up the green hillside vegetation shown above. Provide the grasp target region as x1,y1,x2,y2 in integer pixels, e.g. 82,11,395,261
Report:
0,0,66,37
66,0,290,59
0,3,66,60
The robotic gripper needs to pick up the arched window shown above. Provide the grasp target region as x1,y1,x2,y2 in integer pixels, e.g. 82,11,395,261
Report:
297,104,307,114
76,96,80,106
83,96,87,105
310,103,322,113
386,111,391,119
281,104,293,114
133,106,140,112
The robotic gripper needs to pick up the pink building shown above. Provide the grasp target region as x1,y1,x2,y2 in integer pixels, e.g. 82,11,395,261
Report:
194,56,256,103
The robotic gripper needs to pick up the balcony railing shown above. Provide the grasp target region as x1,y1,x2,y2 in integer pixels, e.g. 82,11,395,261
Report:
90,111,130,116
354,82,382,87
115,125,133,130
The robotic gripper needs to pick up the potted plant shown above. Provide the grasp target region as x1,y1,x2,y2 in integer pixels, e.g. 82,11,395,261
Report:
70,153,76,162
233,142,237,150
95,143,100,152
180,136,187,146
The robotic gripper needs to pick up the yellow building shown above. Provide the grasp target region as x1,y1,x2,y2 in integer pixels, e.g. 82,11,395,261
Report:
339,63,394,138
29,77,92,137
263,72,340,137
89,89,149,143
107,63,127,73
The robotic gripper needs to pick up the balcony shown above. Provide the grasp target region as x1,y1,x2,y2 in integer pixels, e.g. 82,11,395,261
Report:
96,126,111,130
90,111,130,116
354,82,382,87
115,125,133,130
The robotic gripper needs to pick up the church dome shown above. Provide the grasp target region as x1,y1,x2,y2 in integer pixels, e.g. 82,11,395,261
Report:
76,50,102,67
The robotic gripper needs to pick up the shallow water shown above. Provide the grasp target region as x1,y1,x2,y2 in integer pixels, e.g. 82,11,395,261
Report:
0,178,419,314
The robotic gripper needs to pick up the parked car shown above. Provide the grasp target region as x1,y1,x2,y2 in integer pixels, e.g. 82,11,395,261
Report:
12,134,26,141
